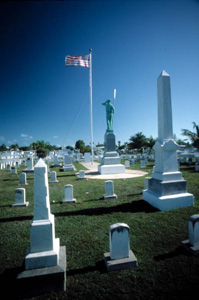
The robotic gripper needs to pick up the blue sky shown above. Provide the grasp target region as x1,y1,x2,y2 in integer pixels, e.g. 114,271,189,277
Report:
0,0,199,148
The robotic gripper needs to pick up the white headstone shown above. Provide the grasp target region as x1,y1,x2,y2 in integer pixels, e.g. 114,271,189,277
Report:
19,172,28,185
110,223,130,259
27,157,33,170
104,180,117,199
7,164,11,171
25,159,60,270
11,166,17,174
62,184,76,203
12,188,29,207
84,152,91,163
125,160,130,168
49,171,59,183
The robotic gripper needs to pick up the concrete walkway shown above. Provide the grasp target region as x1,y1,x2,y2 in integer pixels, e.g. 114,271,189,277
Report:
78,162,148,180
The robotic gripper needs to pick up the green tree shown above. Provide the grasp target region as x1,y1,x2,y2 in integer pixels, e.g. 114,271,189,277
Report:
181,122,199,149
9,143,19,150
75,140,85,153
0,144,7,152
146,136,157,148
128,132,147,150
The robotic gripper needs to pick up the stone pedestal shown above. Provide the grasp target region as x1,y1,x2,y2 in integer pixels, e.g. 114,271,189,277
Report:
143,71,194,211
98,131,125,175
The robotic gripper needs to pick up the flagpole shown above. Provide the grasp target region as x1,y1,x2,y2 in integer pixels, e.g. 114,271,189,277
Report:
89,48,94,164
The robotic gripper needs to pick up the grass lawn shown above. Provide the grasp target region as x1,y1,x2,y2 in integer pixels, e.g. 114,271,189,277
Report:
0,160,199,300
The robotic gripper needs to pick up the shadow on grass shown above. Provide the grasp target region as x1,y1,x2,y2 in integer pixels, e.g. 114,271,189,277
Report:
57,174,76,178
55,199,158,218
67,260,107,276
0,215,32,223
0,265,24,298
154,246,192,261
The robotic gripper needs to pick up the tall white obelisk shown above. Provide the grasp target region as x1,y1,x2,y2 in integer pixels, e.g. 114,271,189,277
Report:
143,71,194,211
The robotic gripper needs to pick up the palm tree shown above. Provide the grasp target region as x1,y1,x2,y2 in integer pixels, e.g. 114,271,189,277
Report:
181,122,199,149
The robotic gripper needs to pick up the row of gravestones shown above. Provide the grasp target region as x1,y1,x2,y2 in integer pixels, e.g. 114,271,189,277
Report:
12,172,118,205
1,157,199,297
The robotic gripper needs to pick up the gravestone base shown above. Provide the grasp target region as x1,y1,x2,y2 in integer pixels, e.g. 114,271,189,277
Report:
103,250,138,272
18,183,28,186
12,202,29,207
143,189,194,211
98,164,125,175
62,198,76,203
16,246,66,298
181,240,199,255
62,165,75,171
49,180,59,183
76,177,88,180
104,194,117,200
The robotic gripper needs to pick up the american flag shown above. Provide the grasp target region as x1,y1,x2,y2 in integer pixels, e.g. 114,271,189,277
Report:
65,54,90,68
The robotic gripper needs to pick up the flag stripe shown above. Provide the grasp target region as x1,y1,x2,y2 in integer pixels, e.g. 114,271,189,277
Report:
65,54,90,68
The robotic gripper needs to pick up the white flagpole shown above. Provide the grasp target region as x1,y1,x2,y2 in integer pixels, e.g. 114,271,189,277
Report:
114,88,116,106
89,49,94,164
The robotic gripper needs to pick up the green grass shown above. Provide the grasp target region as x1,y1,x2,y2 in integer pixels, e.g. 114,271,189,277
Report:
0,161,199,300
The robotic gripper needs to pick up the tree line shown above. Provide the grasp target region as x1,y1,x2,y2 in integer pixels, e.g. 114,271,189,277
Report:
1,122,198,156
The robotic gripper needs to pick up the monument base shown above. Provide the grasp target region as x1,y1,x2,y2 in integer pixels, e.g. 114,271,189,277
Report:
16,246,66,298
12,202,29,207
104,194,117,199
49,180,59,183
143,189,194,211
25,238,60,270
181,240,199,255
98,164,125,175
103,250,138,272
62,199,76,203
62,165,75,171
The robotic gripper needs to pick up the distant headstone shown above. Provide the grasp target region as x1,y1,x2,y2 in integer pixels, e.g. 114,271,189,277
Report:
63,155,75,171
77,170,87,180
125,160,130,168
84,152,91,163
62,184,76,203
103,223,138,271
12,188,29,207
49,171,59,183
11,166,17,174
19,172,28,185
140,160,146,168
104,180,117,199
6,164,11,171
195,163,199,172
